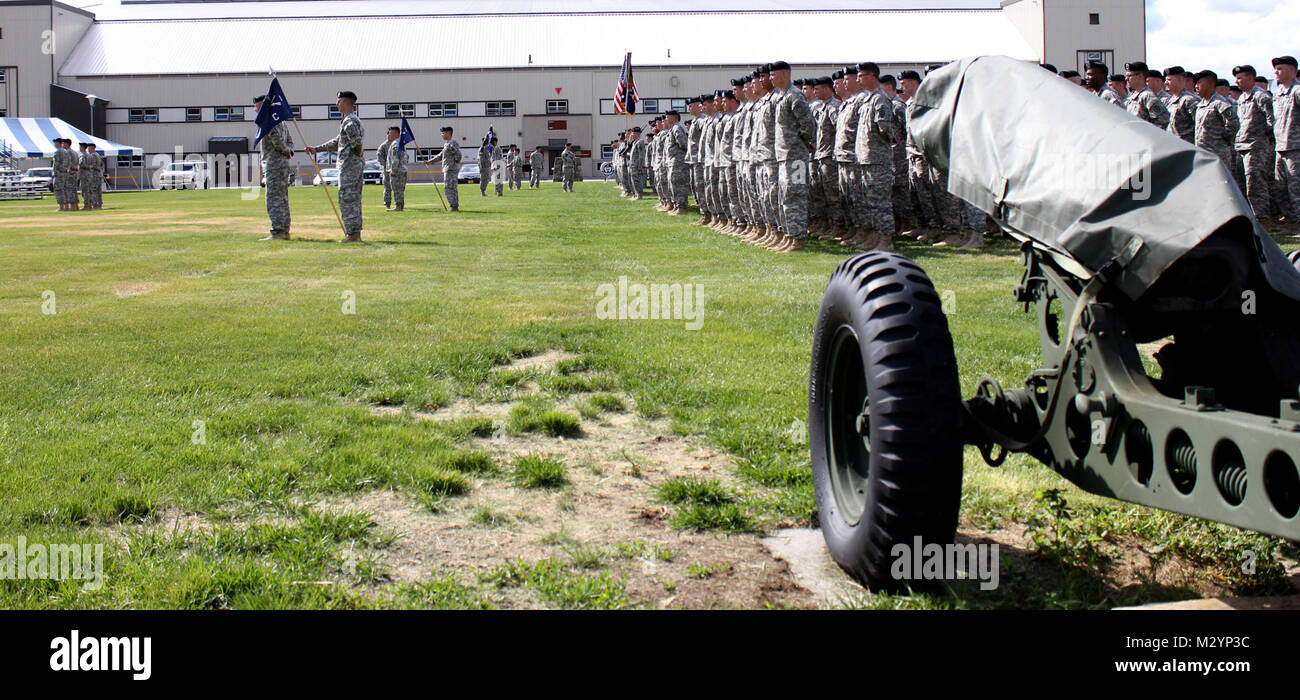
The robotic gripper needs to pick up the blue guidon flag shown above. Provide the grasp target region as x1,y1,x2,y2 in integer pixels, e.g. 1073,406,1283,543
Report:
481,125,496,155
253,78,294,147
615,52,639,115
398,117,417,156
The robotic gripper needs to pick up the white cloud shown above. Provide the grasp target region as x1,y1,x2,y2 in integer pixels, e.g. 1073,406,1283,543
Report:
1147,0,1299,85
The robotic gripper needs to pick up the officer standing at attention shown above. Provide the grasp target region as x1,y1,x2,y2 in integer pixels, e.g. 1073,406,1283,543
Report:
1125,61,1171,128
255,93,294,240
478,137,494,196
1273,56,1300,225
436,126,461,212
1233,64,1275,219
377,129,393,209
769,61,817,253
385,126,408,211
1193,70,1240,168
529,146,545,189
306,90,365,242
560,143,577,192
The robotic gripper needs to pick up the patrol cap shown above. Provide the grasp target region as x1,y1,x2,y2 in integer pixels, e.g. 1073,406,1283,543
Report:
1041,63,1058,73
898,70,921,82
1085,60,1109,73
1124,61,1149,73
857,62,880,77
336,90,357,101
1272,56,1299,68
1163,66,1186,78
771,60,791,72
1232,64,1257,76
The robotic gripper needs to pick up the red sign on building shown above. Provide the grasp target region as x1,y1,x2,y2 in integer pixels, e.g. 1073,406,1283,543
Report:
547,120,567,130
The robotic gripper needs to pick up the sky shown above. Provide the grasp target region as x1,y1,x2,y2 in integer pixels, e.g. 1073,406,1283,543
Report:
60,0,1298,83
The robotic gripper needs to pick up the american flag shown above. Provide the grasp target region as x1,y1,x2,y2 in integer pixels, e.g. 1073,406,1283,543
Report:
614,52,639,115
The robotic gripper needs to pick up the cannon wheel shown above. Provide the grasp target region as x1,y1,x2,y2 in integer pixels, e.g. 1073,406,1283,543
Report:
809,253,965,592
1289,249,1300,273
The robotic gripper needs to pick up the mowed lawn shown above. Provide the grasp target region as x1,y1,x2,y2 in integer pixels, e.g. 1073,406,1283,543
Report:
0,182,1294,609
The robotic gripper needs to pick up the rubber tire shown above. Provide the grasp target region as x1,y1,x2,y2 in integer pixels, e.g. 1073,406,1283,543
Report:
809,252,965,592
1288,249,1300,273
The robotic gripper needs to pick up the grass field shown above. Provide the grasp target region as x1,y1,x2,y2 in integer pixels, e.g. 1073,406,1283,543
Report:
1,182,1296,609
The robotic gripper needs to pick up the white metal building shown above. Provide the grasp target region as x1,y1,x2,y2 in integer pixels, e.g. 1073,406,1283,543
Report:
0,0,1147,182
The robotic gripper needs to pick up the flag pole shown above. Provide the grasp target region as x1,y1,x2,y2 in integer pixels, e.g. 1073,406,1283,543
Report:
413,139,449,211
291,118,347,237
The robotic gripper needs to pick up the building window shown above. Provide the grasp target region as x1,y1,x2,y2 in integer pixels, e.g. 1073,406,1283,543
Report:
386,103,415,118
486,101,515,117
601,145,613,160
0,108,6,118
185,108,202,122
1089,13,1100,25
428,102,458,117
328,105,342,119
599,99,616,115
416,147,441,160
642,99,658,113
0,71,6,84
670,98,687,111
290,106,301,120
546,99,568,115
116,155,143,167
214,107,244,122
128,108,158,123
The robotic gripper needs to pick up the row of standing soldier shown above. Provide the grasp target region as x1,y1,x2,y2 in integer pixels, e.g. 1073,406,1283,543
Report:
51,138,104,211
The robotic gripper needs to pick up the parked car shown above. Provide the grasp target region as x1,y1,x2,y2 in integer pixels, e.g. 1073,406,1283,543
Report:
158,161,208,189
457,162,480,184
313,168,340,187
22,167,54,191
363,160,383,185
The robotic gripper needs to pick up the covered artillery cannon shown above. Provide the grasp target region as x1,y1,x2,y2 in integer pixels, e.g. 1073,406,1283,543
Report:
809,56,1300,592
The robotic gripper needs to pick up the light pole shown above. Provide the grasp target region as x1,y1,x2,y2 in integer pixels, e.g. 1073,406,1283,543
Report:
85,94,98,138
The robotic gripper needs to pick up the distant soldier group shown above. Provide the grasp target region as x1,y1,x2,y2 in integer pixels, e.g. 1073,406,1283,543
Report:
1077,55,1299,227
51,138,104,211
611,61,992,254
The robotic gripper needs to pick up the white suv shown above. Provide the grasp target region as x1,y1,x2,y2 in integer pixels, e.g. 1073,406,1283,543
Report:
157,161,208,190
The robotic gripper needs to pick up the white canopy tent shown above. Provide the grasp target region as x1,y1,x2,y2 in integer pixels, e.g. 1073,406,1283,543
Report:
0,117,142,158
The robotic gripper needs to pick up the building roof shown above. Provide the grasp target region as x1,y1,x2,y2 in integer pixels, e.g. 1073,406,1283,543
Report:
59,9,1036,76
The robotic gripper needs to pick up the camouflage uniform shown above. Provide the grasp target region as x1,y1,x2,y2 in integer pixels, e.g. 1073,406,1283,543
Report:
1236,85,1275,218
667,122,689,207
560,149,577,192
834,89,866,229
529,150,544,188
1277,79,1300,221
315,110,365,237
855,88,896,235
261,120,294,236
1099,86,1127,109
889,93,914,231
77,149,91,205
774,84,817,239
86,151,104,207
510,151,523,189
52,145,70,206
1196,94,1240,168
1126,86,1171,129
478,144,493,195
63,147,80,206
492,146,507,195
753,90,779,228
1168,89,1199,143
440,139,461,209
734,98,755,225
718,108,739,221
813,96,842,228
376,137,392,207
698,113,715,215
687,114,705,209
385,139,407,209
630,139,646,196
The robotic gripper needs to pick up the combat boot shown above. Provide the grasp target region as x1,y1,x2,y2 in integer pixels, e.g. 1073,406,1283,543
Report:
855,231,881,250
340,234,362,243
259,233,291,241
839,227,862,246
958,231,985,249
779,237,807,254
669,205,684,216
873,234,895,252
932,231,965,247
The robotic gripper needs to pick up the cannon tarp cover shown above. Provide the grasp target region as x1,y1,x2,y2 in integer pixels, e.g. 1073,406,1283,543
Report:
908,55,1300,302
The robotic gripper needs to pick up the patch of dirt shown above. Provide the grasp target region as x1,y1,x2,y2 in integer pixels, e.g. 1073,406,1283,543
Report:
112,282,163,297
499,349,577,371
344,348,816,609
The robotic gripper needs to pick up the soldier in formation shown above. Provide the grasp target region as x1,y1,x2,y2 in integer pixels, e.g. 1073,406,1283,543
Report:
255,93,294,239
79,142,104,210
559,143,577,192
437,126,461,212
305,90,365,242
529,146,545,189
53,138,80,211
384,126,408,211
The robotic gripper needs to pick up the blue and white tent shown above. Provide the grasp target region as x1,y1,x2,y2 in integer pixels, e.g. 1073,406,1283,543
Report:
0,117,141,158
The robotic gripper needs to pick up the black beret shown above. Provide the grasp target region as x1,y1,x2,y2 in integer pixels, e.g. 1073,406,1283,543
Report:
1163,66,1185,78
1041,63,1058,73
816,76,834,86
730,78,743,86
1146,69,1163,79
1232,65,1256,76
1060,70,1080,79
831,70,844,80
1085,61,1109,73
388,125,401,131
1194,70,1217,82
1108,74,1125,82
793,78,804,87
898,70,921,82
665,109,680,117
1124,61,1149,73
336,90,357,101
1273,56,1299,68
713,89,725,98
880,74,896,86
253,94,265,103
1216,78,1230,87
631,126,642,133
926,64,946,73
771,60,791,72
843,65,859,75
1256,76,1269,84
857,62,879,76
440,126,453,132
701,94,713,101
1229,85,1243,93
724,90,736,100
